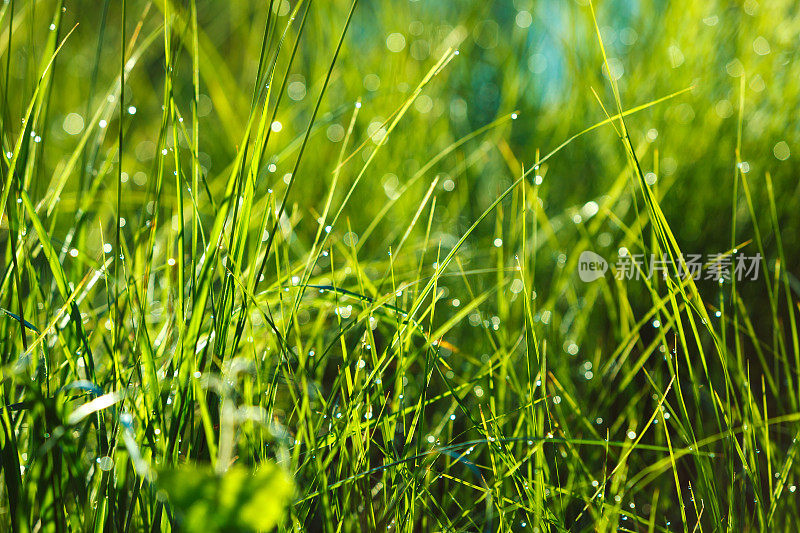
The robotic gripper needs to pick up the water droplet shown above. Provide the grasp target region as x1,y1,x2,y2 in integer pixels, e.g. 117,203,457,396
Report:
97,456,114,471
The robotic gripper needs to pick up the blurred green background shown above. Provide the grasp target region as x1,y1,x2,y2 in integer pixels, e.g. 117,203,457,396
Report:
6,0,798,247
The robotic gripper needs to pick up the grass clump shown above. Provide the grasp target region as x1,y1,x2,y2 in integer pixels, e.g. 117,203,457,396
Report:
1,0,799,530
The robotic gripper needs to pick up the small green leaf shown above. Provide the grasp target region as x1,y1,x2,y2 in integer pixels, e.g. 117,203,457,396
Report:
157,463,293,532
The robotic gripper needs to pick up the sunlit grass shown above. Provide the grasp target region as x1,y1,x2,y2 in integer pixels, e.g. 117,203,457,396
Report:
1,0,799,530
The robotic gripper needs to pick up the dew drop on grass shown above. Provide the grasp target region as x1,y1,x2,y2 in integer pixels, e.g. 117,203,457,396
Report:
385,33,407,52
97,456,114,471
753,36,771,55
63,113,85,135
774,141,791,160
566,343,579,355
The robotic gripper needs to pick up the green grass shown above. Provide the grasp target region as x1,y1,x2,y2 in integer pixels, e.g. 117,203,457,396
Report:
1,0,800,530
